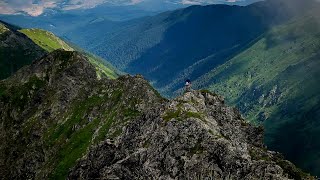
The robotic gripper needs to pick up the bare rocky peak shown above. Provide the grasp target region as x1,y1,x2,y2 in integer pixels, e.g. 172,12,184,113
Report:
0,49,313,179
69,90,312,180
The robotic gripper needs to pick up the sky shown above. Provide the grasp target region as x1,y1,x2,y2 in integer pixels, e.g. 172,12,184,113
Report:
0,0,248,16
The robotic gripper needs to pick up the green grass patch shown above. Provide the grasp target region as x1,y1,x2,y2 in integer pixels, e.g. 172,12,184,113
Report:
94,116,115,144
0,23,9,34
185,111,203,119
163,108,204,122
86,53,118,79
49,118,99,180
163,109,182,122
19,29,73,52
46,95,104,146
20,28,119,80
124,108,141,118
45,94,109,179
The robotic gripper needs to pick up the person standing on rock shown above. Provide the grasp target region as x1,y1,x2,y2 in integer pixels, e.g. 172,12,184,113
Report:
185,79,192,92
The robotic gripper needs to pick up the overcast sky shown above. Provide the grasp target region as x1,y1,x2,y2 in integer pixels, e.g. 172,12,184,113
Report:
0,0,248,16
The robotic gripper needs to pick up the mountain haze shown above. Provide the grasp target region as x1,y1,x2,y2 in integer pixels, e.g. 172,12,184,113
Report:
67,0,317,95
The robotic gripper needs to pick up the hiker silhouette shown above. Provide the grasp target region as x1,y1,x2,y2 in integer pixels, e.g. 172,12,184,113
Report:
185,79,192,92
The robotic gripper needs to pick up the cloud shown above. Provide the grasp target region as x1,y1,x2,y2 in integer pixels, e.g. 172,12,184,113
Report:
181,0,244,5
0,0,60,16
0,0,248,16
181,0,202,5
0,0,141,16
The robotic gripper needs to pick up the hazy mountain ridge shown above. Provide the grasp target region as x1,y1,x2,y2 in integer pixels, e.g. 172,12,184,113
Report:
0,21,119,80
189,12,320,174
19,28,119,79
73,0,316,93
56,0,320,175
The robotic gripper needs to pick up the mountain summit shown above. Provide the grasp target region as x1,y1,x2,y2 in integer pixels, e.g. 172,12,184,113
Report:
0,49,313,179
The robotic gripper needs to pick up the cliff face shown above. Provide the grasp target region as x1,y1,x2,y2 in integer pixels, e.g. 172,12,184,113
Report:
0,50,313,179
69,91,311,180
0,49,164,179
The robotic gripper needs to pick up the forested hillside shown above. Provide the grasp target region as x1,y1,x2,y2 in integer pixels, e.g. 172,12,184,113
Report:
195,13,320,175
61,0,315,96
58,0,320,175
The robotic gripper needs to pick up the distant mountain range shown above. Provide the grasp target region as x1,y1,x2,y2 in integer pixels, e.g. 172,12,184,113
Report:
59,0,320,176
0,0,261,36
1,0,320,176
60,0,315,94
0,21,118,80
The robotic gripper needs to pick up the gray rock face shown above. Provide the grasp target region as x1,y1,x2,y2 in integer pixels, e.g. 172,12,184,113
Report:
0,49,313,180
69,91,311,180
0,50,97,179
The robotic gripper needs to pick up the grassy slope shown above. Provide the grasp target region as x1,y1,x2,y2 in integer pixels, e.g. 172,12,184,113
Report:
19,29,73,52
0,22,46,80
0,51,150,179
195,15,320,175
68,42,120,79
19,28,118,79
0,23,9,34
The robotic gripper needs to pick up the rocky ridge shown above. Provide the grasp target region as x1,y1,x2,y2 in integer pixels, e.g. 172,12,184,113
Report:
0,21,45,79
0,49,313,179
69,90,312,179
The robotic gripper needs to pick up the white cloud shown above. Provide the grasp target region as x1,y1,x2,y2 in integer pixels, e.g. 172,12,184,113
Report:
181,0,202,5
0,0,60,16
0,0,246,16
181,0,243,5
0,0,122,16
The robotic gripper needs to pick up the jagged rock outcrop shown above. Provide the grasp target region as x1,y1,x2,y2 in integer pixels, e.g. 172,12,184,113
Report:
0,49,164,179
69,89,313,180
0,49,313,179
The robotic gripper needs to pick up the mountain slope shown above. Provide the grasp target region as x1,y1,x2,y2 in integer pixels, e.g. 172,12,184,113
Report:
0,21,45,79
193,13,320,175
19,29,73,52
0,20,119,80
62,0,317,96
0,49,313,179
0,4,162,37
18,28,119,79
61,0,320,175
